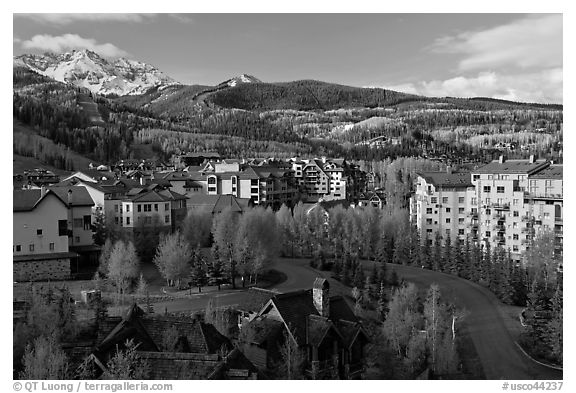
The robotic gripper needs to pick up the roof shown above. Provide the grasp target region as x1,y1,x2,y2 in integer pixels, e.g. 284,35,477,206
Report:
48,186,95,207
472,159,550,175
417,172,473,188
13,189,66,212
158,189,188,201
235,288,278,313
530,165,563,179
126,190,172,203
187,194,250,214
180,152,221,158
243,316,284,346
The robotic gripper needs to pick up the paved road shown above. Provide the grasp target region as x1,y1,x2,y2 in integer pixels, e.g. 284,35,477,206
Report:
382,263,562,380
148,257,561,380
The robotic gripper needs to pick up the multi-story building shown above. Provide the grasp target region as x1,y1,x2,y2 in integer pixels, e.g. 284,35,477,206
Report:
411,170,476,244
290,158,351,202
13,188,88,281
411,156,562,262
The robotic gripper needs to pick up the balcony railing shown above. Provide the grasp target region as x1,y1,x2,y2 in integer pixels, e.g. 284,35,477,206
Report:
493,203,510,211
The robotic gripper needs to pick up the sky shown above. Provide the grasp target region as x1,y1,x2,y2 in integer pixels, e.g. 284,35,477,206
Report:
12,13,563,104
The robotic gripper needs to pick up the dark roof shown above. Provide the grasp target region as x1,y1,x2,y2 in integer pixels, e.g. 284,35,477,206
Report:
268,290,318,345
48,186,95,207
306,315,336,347
127,190,172,203
417,172,473,188
235,288,278,313
530,165,563,179
187,194,250,214
158,189,188,201
472,159,550,175
136,351,220,379
243,316,284,345
13,189,66,212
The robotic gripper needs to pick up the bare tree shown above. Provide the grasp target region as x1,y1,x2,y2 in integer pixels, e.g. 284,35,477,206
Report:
107,240,140,302
153,231,192,288
20,335,69,379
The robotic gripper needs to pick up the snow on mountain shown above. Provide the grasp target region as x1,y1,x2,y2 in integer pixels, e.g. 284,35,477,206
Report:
224,74,261,87
14,49,180,96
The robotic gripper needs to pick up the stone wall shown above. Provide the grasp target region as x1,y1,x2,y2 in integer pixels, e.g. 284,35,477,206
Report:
13,258,70,281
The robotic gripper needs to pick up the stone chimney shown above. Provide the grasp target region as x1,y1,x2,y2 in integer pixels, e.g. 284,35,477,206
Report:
529,155,535,164
313,278,330,318
499,155,505,164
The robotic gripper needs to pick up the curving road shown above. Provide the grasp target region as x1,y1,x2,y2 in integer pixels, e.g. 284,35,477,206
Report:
379,263,562,380
149,257,561,380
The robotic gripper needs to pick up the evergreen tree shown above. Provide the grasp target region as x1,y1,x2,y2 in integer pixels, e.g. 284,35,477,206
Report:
208,258,226,290
432,232,443,271
442,235,452,274
545,285,563,365
369,263,379,285
353,263,366,288
420,236,432,269
190,248,208,293
92,210,107,246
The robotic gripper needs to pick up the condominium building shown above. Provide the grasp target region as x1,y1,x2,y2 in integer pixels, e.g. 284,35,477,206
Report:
411,156,563,262
411,170,476,244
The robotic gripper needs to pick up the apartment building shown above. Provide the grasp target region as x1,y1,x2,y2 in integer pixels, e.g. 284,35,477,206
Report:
412,156,562,262
411,170,476,244
290,158,350,202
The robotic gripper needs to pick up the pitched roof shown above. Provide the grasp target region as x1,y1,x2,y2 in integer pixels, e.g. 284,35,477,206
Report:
158,189,188,201
417,172,473,188
127,190,172,203
472,159,550,175
49,186,95,207
235,288,278,313
530,165,563,179
13,189,68,212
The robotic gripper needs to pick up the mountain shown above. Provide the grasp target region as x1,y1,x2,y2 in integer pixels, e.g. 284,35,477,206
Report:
14,49,179,96
221,74,262,87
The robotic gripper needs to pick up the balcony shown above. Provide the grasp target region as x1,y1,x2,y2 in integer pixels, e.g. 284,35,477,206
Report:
493,203,510,211
521,216,534,222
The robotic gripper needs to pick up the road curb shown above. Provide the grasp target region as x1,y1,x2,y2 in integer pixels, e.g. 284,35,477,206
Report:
514,341,563,371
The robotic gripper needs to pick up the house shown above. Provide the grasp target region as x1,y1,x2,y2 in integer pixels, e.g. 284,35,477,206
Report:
239,278,369,379
73,304,258,380
358,191,386,209
13,188,78,281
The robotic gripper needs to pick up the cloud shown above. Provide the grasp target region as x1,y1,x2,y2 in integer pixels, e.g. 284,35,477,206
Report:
14,13,156,25
384,69,563,104
21,34,129,58
430,14,562,71
168,14,195,24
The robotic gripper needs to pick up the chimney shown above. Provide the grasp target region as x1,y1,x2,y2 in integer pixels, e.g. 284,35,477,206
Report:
499,155,505,164
67,189,73,206
40,185,47,197
312,278,330,318
529,155,535,164
140,176,145,186
446,166,453,175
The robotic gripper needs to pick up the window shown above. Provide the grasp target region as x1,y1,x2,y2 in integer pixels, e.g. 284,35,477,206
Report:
471,197,477,205
138,204,142,212
37,229,43,236
497,186,505,193
29,244,34,252
487,175,493,180
75,236,80,243
49,243,54,251
126,205,130,212
513,222,518,228
73,218,83,228
459,218,465,224
446,208,451,213
114,205,119,212
126,217,131,225
513,211,519,217
15,245,21,252
426,218,432,225
458,197,465,204
165,215,170,223
445,229,451,235
165,203,169,211
543,212,550,219
513,199,519,206
251,179,258,186
115,217,119,225
446,218,451,223
426,229,433,233
442,197,449,204
431,197,437,204
83,215,91,230
513,234,519,240
58,220,68,236
473,175,480,181
458,229,465,235
513,246,519,252
486,231,491,237
486,209,491,215
426,208,433,214
154,204,158,212
483,186,491,193
459,208,465,214
486,198,491,204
